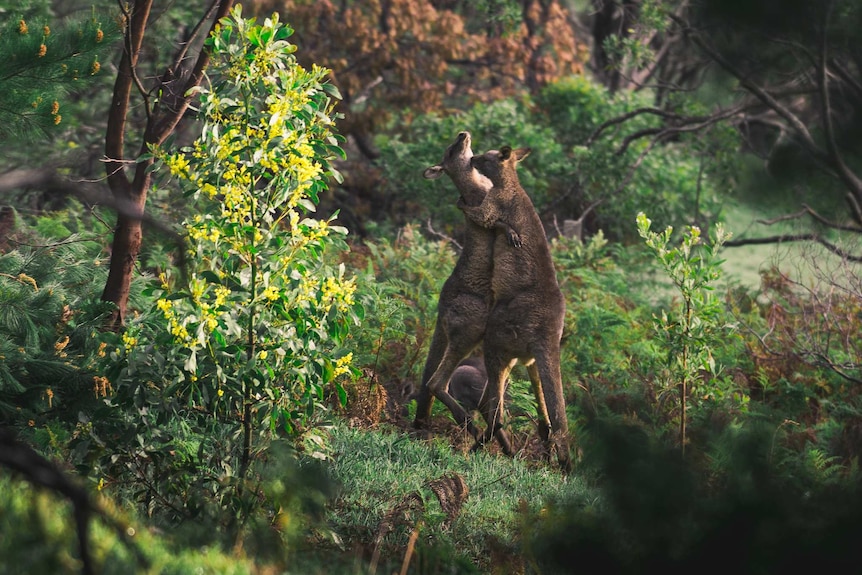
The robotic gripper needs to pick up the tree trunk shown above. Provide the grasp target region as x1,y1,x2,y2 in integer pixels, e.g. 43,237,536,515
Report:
100,177,150,330
100,0,235,329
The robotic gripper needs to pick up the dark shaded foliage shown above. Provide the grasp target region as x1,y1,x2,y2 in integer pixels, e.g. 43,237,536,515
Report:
531,418,862,574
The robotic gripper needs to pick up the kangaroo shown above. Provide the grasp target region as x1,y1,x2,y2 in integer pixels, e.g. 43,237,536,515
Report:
458,145,571,471
447,355,487,414
406,353,513,441
412,132,525,453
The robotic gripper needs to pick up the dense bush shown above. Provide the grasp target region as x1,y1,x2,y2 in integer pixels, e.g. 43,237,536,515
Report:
376,74,733,243
527,418,862,575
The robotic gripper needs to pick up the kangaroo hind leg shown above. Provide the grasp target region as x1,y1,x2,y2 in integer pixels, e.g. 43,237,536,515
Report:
413,325,448,429
525,360,552,460
427,347,481,441
534,348,572,472
475,355,516,455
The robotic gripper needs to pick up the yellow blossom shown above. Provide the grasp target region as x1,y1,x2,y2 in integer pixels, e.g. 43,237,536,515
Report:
214,286,231,307
217,388,224,397
122,332,137,352
171,323,189,340
334,353,353,378
166,153,190,176
258,350,268,360
262,285,279,301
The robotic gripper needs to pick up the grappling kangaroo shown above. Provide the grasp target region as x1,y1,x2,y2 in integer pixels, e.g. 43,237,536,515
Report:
459,145,571,471
412,132,529,453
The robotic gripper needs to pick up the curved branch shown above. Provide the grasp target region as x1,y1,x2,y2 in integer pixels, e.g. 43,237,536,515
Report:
613,105,746,156
585,106,698,146
0,429,150,573
724,233,862,263
141,0,234,151
816,1,862,218
670,14,827,164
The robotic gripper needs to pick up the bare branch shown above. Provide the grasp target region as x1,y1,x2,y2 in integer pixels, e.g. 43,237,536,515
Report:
0,168,187,267
671,14,829,165
829,57,862,102
801,203,862,233
425,218,462,252
724,233,862,263
142,0,235,151
613,105,745,156
755,209,809,226
585,106,700,146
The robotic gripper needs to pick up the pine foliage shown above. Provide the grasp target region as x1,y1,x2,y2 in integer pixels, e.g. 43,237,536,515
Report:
0,211,111,423
0,8,118,138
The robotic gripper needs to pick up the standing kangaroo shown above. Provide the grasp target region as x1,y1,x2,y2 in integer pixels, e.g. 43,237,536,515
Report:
413,132,539,453
459,145,571,471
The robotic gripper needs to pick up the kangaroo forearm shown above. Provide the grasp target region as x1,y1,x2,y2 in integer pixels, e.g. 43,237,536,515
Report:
461,203,500,229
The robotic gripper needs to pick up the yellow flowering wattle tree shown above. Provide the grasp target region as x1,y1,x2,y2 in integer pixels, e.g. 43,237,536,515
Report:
110,6,360,513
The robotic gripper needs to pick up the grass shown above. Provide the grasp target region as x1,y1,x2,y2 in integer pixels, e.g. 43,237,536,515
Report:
324,421,594,572
718,198,862,290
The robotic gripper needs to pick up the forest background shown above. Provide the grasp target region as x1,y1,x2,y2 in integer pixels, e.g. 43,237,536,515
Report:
3,1,862,573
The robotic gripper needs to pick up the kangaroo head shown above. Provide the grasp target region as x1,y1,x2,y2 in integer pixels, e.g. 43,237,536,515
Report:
470,145,531,188
423,131,493,205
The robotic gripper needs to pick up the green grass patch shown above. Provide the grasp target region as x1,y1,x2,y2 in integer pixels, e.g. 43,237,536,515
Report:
324,422,593,572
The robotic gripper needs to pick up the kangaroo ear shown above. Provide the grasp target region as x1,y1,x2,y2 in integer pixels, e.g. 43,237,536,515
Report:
423,165,444,179
500,146,513,160
512,148,531,162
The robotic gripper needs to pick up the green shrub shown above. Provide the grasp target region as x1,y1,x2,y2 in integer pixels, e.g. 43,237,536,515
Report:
637,213,741,451
536,75,728,241
79,7,360,544
347,225,458,389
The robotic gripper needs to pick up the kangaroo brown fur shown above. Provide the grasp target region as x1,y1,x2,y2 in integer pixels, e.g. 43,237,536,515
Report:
459,145,571,471
412,132,524,453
